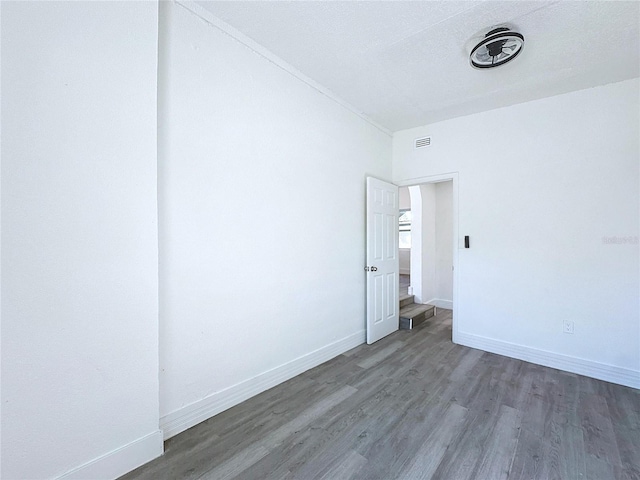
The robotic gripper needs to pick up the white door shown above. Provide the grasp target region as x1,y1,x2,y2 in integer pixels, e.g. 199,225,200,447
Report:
366,177,399,344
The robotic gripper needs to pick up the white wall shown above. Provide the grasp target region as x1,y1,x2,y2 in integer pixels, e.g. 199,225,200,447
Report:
399,187,411,274
419,184,437,303
399,186,411,210
158,1,391,436
1,2,162,479
399,249,411,275
435,181,453,304
393,79,640,388
408,186,423,300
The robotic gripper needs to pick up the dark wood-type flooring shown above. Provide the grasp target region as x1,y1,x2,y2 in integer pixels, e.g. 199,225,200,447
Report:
122,309,640,480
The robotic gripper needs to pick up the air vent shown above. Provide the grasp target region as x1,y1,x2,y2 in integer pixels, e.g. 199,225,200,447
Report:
415,136,431,148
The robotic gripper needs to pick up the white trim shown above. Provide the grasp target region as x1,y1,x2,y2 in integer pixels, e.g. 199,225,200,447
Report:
56,430,163,480
456,331,640,390
174,0,392,137
395,172,460,187
160,330,365,439
399,268,410,275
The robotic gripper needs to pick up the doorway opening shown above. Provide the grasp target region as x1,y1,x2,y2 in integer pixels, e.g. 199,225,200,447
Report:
397,173,458,342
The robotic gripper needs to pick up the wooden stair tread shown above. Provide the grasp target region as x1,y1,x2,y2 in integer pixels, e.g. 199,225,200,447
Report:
400,303,435,319
399,294,415,308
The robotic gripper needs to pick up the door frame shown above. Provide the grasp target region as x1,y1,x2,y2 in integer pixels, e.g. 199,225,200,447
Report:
395,172,459,344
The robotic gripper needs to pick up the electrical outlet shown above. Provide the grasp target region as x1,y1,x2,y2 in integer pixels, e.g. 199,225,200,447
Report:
563,320,574,334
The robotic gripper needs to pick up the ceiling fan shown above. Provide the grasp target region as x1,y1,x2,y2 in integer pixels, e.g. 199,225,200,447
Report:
470,27,525,69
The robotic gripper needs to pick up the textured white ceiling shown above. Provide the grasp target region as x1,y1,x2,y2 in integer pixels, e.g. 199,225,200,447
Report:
195,1,640,132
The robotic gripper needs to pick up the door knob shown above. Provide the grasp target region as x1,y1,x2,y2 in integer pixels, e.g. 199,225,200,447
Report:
371,266,378,272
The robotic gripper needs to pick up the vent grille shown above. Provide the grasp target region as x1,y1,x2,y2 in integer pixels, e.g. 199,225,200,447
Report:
415,136,431,148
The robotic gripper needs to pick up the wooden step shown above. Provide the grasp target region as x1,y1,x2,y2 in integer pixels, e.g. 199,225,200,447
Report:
399,303,435,330
399,294,415,308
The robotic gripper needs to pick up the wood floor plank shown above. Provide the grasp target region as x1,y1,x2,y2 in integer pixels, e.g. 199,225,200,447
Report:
176,382,350,477
355,340,403,369
400,402,468,479
474,404,522,480
554,423,587,480
202,376,318,438
350,392,452,479
262,385,358,447
225,428,314,480
449,348,484,382
428,397,504,479
585,453,622,480
284,377,431,479
508,429,547,480
280,374,404,475
195,385,357,480
603,384,640,477
316,450,367,480
579,393,624,468
196,446,269,480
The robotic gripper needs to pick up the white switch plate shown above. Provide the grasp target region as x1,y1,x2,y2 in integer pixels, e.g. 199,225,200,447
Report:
563,320,574,334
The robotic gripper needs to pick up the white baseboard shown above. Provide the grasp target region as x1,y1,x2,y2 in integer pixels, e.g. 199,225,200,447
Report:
428,298,453,310
399,268,410,275
57,430,163,480
455,331,640,390
160,330,366,439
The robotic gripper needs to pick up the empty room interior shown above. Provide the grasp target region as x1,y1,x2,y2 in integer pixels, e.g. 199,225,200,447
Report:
1,1,639,479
